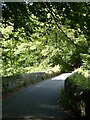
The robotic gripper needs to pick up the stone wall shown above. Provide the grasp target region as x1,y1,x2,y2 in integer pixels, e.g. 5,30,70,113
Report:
2,72,47,94
2,70,60,95
65,74,90,118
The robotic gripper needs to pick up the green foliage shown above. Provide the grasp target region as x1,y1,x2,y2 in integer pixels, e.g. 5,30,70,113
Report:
61,74,90,118
1,2,90,77
80,54,90,71
71,73,90,89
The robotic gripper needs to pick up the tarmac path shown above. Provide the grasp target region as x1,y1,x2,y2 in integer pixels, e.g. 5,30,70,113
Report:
2,73,72,120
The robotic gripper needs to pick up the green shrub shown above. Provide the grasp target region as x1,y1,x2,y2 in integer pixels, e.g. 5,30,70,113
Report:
71,73,90,89
60,74,90,118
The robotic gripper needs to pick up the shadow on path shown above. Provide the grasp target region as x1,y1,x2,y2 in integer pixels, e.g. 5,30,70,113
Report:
2,73,76,120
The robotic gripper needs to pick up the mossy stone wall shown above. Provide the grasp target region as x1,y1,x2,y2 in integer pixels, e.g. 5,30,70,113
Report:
2,71,60,95
2,72,47,94
65,75,90,118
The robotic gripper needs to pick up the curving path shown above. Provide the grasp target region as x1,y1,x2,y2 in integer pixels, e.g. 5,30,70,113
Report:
2,73,72,120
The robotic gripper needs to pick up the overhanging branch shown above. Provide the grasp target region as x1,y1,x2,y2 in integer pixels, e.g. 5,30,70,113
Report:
43,2,90,54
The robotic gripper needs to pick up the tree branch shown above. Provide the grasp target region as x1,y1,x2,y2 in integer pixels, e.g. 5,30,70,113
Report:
43,2,90,54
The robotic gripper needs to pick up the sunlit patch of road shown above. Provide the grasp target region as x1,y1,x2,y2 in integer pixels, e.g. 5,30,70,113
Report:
51,73,72,81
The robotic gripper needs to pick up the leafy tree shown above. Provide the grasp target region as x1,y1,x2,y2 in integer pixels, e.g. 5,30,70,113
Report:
1,2,90,76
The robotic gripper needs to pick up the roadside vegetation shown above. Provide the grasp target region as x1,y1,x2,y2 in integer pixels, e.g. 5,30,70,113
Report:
71,72,90,89
60,68,90,119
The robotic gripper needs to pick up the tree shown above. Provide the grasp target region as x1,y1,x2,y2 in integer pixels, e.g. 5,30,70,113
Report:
2,2,90,76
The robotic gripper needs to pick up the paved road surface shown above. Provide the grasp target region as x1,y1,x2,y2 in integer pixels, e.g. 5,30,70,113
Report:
2,73,72,120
